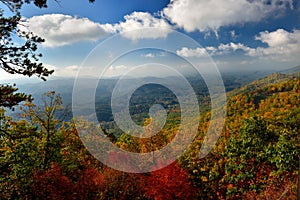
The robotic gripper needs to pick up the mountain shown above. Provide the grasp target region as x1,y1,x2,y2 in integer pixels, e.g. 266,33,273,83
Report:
1,66,299,199
5,66,299,124
12,69,276,103
183,69,299,199
228,66,300,98
279,65,300,75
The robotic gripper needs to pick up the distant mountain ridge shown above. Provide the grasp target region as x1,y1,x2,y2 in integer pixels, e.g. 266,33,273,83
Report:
5,65,299,123
228,66,300,98
278,65,300,75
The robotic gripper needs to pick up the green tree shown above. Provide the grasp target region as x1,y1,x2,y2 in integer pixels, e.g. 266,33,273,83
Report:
0,107,40,199
0,92,66,198
222,115,299,198
0,0,95,109
20,91,65,170
0,0,94,78
0,0,53,80
222,117,275,198
0,84,31,109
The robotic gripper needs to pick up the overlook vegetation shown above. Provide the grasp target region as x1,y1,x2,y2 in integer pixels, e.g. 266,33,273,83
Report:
1,0,299,199
0,71,299,199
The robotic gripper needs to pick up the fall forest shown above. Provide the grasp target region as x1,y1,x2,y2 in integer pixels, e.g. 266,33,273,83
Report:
1,0,300,199
1,72,299,199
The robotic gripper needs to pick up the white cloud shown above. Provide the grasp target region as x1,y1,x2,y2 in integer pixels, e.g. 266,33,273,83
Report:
108,65,127,70
141,52,167,58
250,29,300,61
19,12,172,47
19,14,115,47
44,64,57,71
0,69,24,81
163,0,293,32
218,43,253,54
177,28,300,63
177,43,252,57
53,65,80,77
64,65,80,71
176,47,212,57
142,53,155,58
230,30,237,39
34,64,128,78
115,12,172,40
104,65,128,77
52,65,102,77
255,28,298,47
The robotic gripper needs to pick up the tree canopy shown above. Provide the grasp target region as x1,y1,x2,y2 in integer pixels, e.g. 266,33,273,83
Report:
0,0,94,109
1,0,53,80
0,0,95,81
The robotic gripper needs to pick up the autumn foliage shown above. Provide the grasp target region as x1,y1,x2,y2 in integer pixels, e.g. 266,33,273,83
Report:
32,164,107,200
144,161,197,200
1,75,299,199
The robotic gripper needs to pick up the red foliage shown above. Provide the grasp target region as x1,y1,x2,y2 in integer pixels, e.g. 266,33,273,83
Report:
143,161,197,200
76,168,106,199
31,159,196,199
31,163,75,200
99,167,146,200
32,163,105,200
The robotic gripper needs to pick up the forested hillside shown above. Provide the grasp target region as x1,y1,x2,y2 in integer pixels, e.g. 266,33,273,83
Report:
6,69,272,123
182,73,299,199
1,0,299,199
0,72,299,199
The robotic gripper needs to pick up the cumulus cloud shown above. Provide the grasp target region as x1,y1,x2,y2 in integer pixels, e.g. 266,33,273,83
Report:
251,29,300,60
163,0,293,32
177,28,300,63
177,43,253,57
19,14,115,47
19,12,172,47
115,12,172,40
255,28,298,47
176,47,212,57
219,43,255,54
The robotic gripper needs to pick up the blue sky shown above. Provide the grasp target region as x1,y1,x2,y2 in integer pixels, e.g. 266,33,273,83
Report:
1,0,300,80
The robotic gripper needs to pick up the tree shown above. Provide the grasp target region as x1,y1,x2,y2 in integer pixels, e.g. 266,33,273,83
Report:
0,0,53,80
221,115,299,198
20,91,65,170
31,163,76,200
0,0,94,79
0,84,31,109
221,117,274,198
0,0,95,109
0,92,66,198
144,161,197,200
0,107,40,199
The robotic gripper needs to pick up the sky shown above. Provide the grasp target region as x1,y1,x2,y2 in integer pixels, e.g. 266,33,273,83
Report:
1,0,300,80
